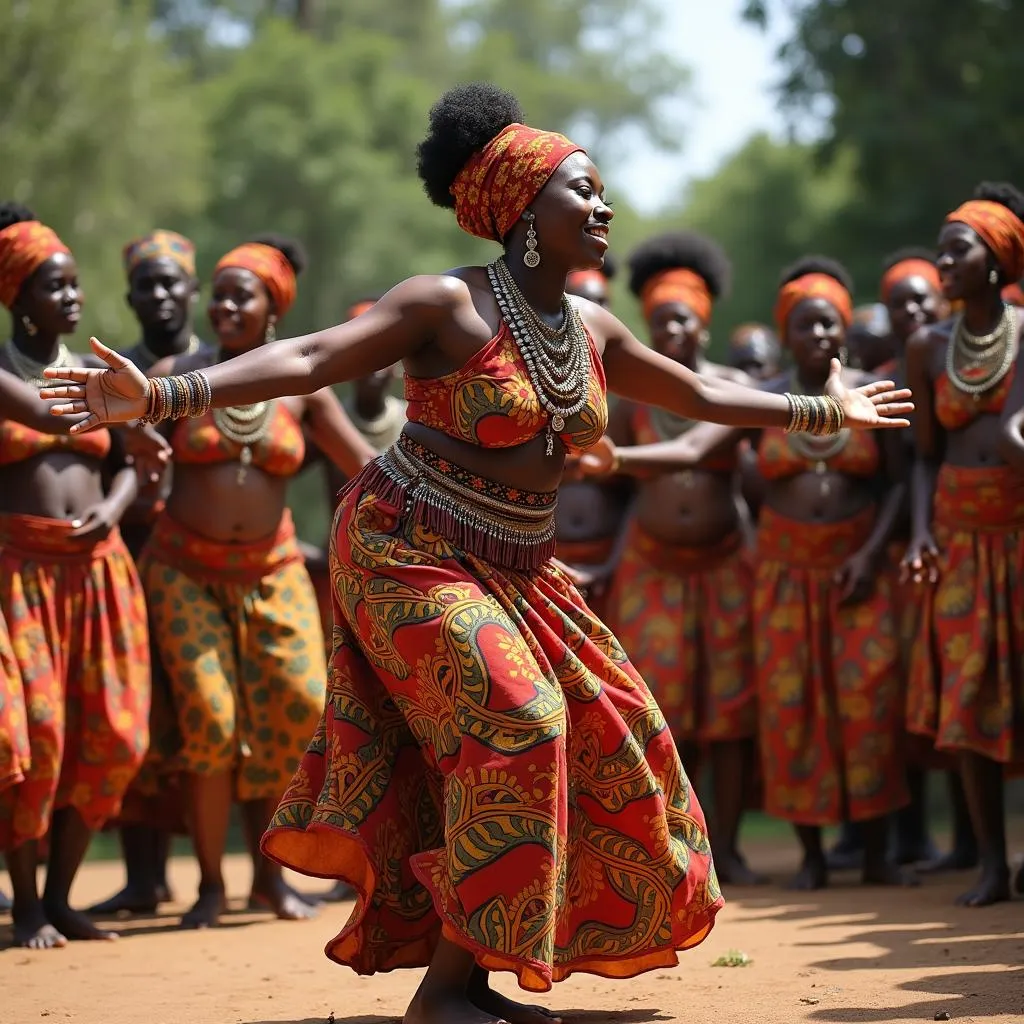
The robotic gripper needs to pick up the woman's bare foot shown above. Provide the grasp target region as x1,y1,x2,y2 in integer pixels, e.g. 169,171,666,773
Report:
468,967,561,1024
13,903,68,949
715,851,768,887
41,900,117,941
404,988,502,1024
786,857,828,891
862,862,920,887
88,882,168,916
955,864,1011,907
180,885,227,929
248,877,319,921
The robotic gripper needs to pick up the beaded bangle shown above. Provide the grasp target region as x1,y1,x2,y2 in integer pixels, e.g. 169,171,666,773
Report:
784,393,845,435
142,370,212,423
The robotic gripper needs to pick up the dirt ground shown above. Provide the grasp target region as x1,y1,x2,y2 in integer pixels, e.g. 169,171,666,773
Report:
2,839,1022,1024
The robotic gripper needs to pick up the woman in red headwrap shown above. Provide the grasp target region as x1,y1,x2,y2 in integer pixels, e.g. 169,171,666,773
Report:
0,202,151,949
904,181,1024,907
599,231,763,886
127,235,375,929
44,86,910,1023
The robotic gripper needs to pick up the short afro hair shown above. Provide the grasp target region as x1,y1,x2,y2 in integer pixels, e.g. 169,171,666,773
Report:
627,231,732,300
249,233,307,277
778,255,853,295
881,247,936,273
974,181,1024,223
416,83,524,209
0,201,37,233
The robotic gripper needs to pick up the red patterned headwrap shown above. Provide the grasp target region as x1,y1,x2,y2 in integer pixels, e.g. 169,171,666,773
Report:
774,273,853,335
450,123,585,242
1002,281,1024,306
566,269,608,292
0,221,71,310
945,200,1024,282
347,299,376,320
880,259,940,303
214,243,297,317
640,268,713,325
123,229,196,278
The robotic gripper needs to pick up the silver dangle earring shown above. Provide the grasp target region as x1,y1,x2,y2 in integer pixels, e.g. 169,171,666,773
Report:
265,319,276,343
20,314,37,337
989,268,999,285
523,212,541,269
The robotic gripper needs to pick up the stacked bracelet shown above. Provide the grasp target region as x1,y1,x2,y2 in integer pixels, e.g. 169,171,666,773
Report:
143,370,212,423
784,392,845,435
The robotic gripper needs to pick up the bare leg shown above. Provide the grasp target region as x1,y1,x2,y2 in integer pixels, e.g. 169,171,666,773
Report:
787,824,827,890
243,797,318,920
403,936,499,1024
922,770,979,872
42,808,117,941
861,816,919,886
826,820,864,871
7,839,66,949
88,824,173,915
954,752,1009,907
893,769,940,865
179,771,231,928
709,739,766,885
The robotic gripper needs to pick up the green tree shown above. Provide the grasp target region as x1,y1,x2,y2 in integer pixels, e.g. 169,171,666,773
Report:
0,0,208,345
744,0,1024,280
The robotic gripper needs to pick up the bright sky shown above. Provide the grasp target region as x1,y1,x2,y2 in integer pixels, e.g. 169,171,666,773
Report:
612,0,794,213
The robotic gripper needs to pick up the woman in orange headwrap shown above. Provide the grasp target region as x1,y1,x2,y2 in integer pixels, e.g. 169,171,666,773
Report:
0,202,151,948
905,182,1024,907
131,236,375,929
599,231,763,886
45,85,910,1023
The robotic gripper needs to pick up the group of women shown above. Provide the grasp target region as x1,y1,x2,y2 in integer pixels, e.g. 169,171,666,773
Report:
0,79,1018,1024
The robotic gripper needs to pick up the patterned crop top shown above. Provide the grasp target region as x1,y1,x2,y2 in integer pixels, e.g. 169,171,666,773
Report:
404,320,608,456
170,401,305,477
934,365,1016,432
0,419,111,468
630,403,737,474
757,426,880,481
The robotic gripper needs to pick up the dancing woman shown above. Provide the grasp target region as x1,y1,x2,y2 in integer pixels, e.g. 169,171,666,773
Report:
0,204,151,949
905,182,1024,906
43,85,910,1024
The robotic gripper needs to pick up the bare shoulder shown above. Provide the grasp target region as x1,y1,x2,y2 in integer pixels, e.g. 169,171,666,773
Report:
574,299,621,355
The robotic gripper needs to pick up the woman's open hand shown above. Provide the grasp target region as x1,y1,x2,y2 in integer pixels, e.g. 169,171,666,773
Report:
40,338,150,431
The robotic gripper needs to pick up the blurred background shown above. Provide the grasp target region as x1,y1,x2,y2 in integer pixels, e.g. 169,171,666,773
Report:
4,0,1024,534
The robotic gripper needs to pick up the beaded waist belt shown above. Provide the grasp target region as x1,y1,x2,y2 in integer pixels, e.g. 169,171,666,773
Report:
353,433,558,571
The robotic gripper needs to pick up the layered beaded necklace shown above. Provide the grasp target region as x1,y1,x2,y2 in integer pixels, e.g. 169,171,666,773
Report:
4,338,72,387
946,302,1017,399
487,257,591,456
211,401,276,485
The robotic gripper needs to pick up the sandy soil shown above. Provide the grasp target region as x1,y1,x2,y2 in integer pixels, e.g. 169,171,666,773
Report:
2,840,1022,1024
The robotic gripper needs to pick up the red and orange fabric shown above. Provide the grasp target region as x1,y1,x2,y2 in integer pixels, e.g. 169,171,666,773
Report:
123,229,196,278
139,510,325,801
566,269,607,293
215,243,297,316
0,515,150,851
262,467,722,992
606,521,755,743
0,418,110,467
880,259,940,303
774,273,853,335
753,506,907,825
404,319,607,454
641,269,713,325
946,200,1024,282
0,221,70,310
907,464,1024,764
450,123,584,241
1003,281,1024,306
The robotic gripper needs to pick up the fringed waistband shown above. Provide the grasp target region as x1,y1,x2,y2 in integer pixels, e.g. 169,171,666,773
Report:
0,513,123,561
142,508,303,585
345,433,558,571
